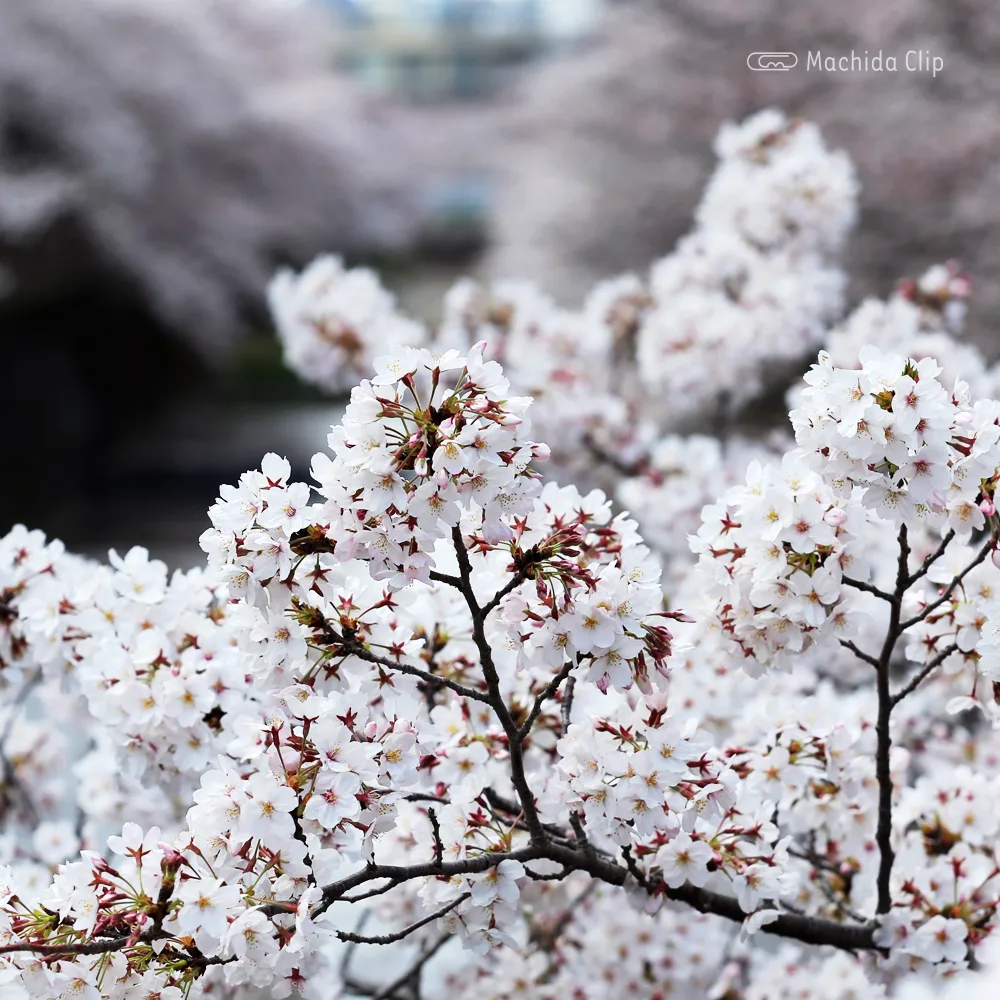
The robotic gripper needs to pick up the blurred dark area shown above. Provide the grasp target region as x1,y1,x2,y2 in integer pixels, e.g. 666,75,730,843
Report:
4,0,1000,565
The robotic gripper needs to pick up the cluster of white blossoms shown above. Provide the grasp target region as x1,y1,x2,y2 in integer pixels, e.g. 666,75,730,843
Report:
265,110,860,489
689,450,880,674
688,347,1000,678
822,261,1000,400
6,108,1000,1000
0,345,701,999
3,338,1000,999
616,434,784,590
555,684,799,908
429,274,657,482
634,110,856,410
269,255,427,394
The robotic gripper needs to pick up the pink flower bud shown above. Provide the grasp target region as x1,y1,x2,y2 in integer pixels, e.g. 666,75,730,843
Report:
950,275,972,298
823,507,848,527
531,443,552,462
644,689,669,712
981,498,996,517
953,411,973,426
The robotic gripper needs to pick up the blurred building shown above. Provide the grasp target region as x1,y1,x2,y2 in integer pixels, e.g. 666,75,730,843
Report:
320,0,603,100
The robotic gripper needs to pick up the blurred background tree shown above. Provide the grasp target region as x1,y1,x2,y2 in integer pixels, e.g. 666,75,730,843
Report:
487,0,1000,335
4,0,999,564
0,0,422,549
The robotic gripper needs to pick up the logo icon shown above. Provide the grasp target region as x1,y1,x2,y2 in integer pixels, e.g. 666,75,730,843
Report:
747,52,798,71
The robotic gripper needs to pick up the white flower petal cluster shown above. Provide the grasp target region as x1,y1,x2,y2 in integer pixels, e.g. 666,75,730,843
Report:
9,105,1000,999
269,255,428,394
822,262,1000,400
690,450,880,674
616,433,783,588
792,347,1000,533
635,109,856,411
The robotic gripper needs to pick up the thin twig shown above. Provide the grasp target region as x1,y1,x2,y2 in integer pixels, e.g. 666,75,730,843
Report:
890,643,960,707
371,932,452,1000
518,662,575,740
340,880,403,904
346,642,491,705
428,808,443,869
335,894,469,946
906,529,956,586
899,539,992,632
841,577,894,603
838,639,879,669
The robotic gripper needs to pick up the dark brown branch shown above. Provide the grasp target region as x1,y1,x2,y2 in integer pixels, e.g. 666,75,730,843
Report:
891,643,960,707
0,935,136,957
872,525,908,914
346,642,491,705
844,532,992,918
335,894,469,946
906,529,956,586
478,544,555,622
8,834,882,964
839,639,879,669
518,661,575,740
428,570,464,590
841,577,894,603
622,844,875,951
447,525,547,843
340,879,403,904
480,572,531,622
428,807,443,868
482,789,575,844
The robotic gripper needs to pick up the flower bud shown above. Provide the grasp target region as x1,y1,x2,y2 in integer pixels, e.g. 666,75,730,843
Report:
823,507,848,527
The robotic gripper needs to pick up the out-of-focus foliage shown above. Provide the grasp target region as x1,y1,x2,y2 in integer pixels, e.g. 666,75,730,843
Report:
0,0,421,356
486,0,1000,346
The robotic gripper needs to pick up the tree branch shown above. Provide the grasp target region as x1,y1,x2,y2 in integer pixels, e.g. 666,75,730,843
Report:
8,833,883,965
345,641,491,705
872,525,908,914
841,577,894,603
518,661,575,741
906,529,956,586
899,538,992,632
890,643,960,707
447,525,547,844
839,639,879,669
335,894,469,946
